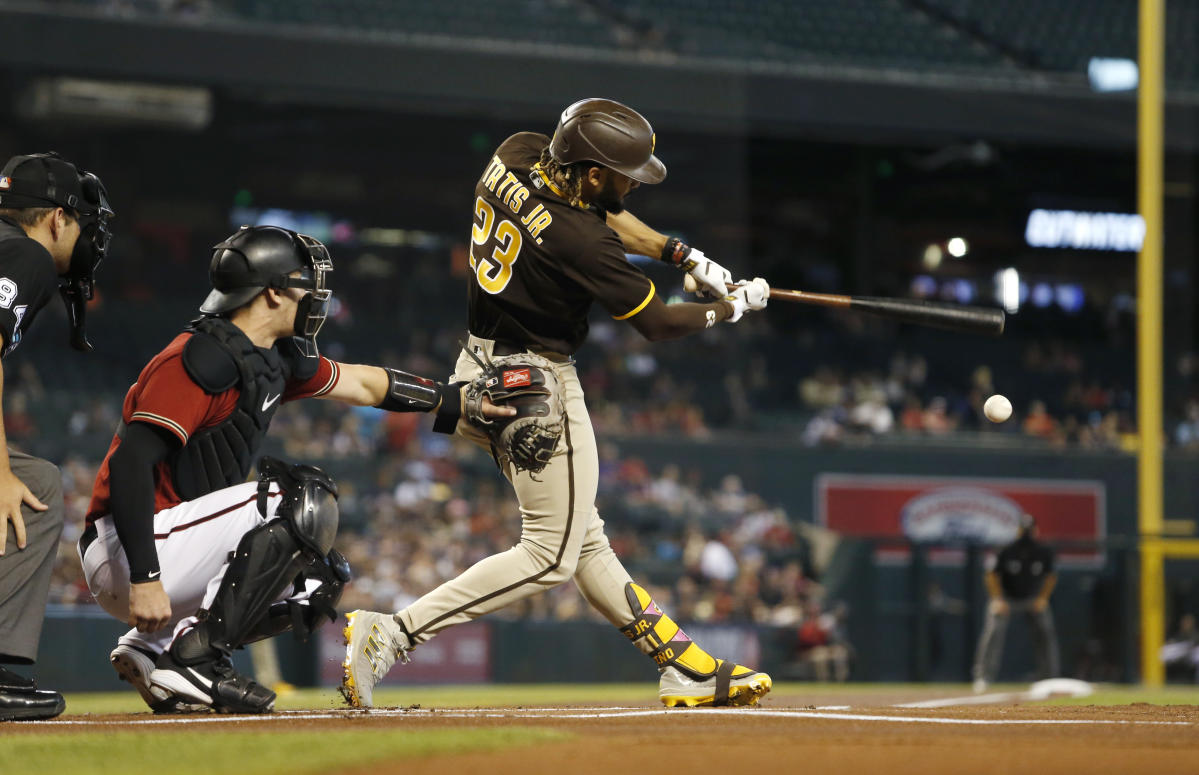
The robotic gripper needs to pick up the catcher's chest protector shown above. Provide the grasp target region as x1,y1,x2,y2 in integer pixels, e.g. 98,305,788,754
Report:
170,317,289,501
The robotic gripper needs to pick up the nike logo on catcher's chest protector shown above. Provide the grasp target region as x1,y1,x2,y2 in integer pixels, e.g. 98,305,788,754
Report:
261,393,280,411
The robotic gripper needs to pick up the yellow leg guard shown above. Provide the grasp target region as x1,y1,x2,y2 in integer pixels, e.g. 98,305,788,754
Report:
621,582,772,707
620,581,717,679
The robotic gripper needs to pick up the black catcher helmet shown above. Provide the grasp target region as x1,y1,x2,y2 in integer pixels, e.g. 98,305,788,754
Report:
201,225,333,355
548,98,666,184
0,151,114,352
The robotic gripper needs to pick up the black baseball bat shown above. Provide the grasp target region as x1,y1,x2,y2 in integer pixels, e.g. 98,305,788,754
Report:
768,287,1005,336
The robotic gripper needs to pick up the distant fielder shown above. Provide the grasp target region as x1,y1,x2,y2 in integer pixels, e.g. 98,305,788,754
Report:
343,98,771,708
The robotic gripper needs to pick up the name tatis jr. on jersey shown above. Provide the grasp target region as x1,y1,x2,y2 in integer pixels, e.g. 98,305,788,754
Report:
479,154,553,243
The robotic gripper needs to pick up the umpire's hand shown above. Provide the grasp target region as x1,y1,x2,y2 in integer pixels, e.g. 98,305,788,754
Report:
0,466,47,555
128,580,172,632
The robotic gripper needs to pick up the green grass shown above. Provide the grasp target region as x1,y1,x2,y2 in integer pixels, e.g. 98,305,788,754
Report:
1037,685,1199,706
0,728,568,775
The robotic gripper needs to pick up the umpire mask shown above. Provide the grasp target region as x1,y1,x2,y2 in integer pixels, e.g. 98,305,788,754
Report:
0,152,114,352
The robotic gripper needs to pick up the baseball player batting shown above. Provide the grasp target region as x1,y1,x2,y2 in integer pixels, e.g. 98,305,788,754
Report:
343,98,772,708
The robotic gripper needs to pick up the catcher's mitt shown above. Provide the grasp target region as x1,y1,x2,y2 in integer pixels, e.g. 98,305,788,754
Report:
462,350,564,476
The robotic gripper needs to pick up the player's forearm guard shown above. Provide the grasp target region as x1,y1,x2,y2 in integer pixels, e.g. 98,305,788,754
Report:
376,368,463,433
660,237,696,270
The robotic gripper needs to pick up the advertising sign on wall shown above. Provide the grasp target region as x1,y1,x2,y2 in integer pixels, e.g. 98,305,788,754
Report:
816,474,1106,566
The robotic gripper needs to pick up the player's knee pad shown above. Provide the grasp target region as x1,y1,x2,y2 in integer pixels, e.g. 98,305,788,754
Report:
201,518,310,655
619,581,718,679
257,455,339,556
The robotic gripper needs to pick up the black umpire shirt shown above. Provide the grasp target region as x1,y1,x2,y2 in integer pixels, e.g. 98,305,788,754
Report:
994,535,1056,601
467,132,656,356
0,216,58,357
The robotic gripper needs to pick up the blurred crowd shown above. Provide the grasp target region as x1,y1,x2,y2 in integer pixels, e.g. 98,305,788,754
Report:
13,229,1199,688
798,352,1138,450
37,396,847,675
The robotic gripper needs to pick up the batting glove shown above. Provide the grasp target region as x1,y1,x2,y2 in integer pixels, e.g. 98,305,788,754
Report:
662,238,732,298
724,278,770,323
684,249,732,298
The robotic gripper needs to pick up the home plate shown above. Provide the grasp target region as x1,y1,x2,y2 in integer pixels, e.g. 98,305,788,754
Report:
897,679,1093,709
1026,678,1094,700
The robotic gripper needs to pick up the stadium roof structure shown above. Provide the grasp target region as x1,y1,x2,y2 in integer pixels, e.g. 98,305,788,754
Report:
0,0,1195,148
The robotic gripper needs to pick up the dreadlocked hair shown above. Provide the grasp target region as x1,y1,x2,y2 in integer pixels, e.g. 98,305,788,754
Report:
537,146,587,207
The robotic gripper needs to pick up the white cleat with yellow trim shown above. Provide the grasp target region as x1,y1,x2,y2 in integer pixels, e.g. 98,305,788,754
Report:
339,610,411,708
621,582,772,708
658,663,772,708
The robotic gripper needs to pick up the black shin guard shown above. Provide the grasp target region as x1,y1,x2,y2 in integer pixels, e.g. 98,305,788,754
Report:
191,518,311,658
241,549,350,645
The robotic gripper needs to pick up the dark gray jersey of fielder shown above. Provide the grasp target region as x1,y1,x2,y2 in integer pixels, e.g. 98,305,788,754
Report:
467,133,655,355
0,216,59,357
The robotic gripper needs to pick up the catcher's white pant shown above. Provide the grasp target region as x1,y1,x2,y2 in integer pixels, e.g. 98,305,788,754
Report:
396,334,635,643
80,481,303,656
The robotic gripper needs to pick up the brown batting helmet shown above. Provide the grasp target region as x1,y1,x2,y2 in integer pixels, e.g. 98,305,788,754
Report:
548,98,666,184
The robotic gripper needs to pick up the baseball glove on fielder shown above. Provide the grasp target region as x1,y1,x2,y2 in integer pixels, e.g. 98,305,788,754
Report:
462,350,565,476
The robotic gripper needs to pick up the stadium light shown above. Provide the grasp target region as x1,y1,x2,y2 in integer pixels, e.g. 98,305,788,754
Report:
922,243,943,270
947,237,968,258
995,268,1020,313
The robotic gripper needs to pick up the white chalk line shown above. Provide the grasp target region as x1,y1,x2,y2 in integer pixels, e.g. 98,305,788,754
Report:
44,705,1193,728
899,692,1032,708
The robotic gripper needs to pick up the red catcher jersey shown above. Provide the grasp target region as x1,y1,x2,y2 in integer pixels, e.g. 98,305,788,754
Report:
85,332,340,522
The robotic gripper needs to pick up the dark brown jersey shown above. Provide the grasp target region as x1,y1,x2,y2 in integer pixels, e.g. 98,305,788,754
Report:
466,132,655,355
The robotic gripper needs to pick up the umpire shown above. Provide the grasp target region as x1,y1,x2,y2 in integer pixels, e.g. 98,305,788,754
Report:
0,152,113,720
972,513,1060,692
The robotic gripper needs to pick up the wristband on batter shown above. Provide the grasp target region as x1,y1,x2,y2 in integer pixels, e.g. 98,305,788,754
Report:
660,237,695,269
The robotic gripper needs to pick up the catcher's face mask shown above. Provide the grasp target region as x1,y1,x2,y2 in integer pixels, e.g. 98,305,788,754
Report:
284,234,333,357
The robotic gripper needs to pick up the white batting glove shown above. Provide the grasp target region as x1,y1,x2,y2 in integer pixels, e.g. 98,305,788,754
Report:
683,249,732,298
724,277,770,323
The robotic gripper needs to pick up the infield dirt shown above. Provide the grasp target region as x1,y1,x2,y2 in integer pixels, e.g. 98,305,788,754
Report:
6,693,1199,775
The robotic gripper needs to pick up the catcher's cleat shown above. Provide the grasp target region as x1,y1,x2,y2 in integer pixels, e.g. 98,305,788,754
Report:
149,637,275,714
340,610,411,708
110,644,209,714
621,581,772,708
658,663,773,708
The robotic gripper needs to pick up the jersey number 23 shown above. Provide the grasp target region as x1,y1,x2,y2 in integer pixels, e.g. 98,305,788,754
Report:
470,196,523,295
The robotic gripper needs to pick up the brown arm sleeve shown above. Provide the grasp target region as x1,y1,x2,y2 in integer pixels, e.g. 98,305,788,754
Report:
625,294,734,342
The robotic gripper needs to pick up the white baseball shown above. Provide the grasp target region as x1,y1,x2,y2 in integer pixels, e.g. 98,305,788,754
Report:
983,394,1012,423
683,274,698,293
